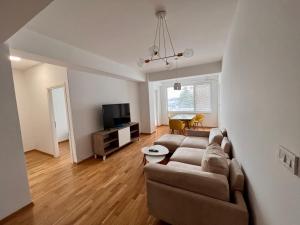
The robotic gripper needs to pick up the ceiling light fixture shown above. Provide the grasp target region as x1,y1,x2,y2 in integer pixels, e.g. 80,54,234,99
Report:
138,10,193,68
173,58,181,90
9,56,21,61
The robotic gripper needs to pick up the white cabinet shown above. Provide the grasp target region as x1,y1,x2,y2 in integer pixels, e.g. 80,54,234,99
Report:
118,127,130,147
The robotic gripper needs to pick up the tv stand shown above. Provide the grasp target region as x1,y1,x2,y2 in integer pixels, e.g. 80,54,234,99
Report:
92,122,140,160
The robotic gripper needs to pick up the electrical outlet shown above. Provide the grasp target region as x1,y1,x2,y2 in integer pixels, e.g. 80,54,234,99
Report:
278,145,299,175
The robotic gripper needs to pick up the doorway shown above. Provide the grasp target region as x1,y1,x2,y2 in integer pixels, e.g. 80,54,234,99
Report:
49,85,74,162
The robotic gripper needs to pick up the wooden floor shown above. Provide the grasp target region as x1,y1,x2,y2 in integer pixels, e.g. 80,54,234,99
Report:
1,126,211,225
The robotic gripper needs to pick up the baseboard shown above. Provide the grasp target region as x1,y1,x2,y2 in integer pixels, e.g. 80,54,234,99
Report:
58,139,69,144
0,202,34,223
24,149,36,153
75,154,94,164
25,149,54,157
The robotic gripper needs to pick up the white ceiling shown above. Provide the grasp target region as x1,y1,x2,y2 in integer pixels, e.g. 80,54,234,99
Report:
25,0,237,73
11,58,41,71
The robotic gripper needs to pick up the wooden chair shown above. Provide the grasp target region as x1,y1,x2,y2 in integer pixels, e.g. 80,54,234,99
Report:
169,119,185,135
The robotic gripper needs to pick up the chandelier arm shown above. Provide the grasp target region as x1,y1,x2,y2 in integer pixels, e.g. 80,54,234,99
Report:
158,17,161,58
163,17,176,55
162,16,167,61
147,54,178,62
153,17,159,49
151,17,160,60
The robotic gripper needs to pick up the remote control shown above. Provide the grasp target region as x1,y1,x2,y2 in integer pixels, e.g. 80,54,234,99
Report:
149,149,159,153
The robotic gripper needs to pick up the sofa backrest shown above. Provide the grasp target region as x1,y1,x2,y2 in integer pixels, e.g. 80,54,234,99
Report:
208,128,223,145
229,158,245,192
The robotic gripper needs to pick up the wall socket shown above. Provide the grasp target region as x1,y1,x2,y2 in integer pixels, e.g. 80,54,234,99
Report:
278,145,299,175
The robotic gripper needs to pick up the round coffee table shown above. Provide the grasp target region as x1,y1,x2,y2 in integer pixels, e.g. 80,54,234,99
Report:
141,145,169,164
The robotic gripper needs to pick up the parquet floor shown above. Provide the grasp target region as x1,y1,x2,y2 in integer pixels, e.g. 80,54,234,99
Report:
1,126,170,225
1,126,212,225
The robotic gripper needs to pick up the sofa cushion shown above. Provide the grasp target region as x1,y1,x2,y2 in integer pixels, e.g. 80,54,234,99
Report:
144,163,230,201
167,161,202,172
154,134,186,152
208,128,223,145
221,137,231,155
170,147,205,166
180,136,208,149
202,148,229,177
229,159,244,192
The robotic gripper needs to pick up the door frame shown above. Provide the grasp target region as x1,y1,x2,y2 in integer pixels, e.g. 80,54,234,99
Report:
48,83,77,163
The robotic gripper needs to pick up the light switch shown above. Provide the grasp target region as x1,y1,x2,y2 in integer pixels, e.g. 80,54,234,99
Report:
278,145,299,175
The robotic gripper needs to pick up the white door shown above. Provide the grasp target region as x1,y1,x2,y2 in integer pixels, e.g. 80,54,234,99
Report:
51,87,69,142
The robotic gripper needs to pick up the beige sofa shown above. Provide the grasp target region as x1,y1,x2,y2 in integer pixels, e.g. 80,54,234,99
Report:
145,128,249,225
154,128,224,152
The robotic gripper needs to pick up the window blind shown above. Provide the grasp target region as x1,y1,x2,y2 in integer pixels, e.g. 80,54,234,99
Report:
195,84,211,112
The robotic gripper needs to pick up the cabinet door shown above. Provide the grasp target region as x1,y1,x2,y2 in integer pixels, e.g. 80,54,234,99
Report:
118,127,130,147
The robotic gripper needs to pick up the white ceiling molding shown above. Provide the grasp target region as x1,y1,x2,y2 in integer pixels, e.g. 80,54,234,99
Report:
147,61,222,81
0,0,54,42
7,29,146,82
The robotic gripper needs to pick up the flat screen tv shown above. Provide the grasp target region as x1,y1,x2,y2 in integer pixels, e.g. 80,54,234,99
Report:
102,103,131,129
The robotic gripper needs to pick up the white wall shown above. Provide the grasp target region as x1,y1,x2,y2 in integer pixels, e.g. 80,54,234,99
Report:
220,0,300,225
13,63,68,154
0,43,31,220
13,69,36,151
139,82,157,134
158,75,219,127
67,70,141,162
52,87,69,142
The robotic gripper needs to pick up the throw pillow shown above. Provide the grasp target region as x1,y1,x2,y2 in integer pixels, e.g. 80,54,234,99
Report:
202,145,229,177
207,143,229,159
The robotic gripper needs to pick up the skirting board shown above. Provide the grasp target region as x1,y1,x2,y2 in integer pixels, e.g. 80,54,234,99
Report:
25,149,54,157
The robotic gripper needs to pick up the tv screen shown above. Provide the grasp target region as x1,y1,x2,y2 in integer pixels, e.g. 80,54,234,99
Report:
102,103,131,129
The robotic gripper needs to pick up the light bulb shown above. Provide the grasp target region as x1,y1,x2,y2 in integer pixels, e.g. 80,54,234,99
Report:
149,45,159,56
137,58,144,67
183,48,194,58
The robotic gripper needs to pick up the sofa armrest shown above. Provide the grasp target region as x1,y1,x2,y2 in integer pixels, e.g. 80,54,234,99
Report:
185,129,210,137
233,191,248,213
144,163,229,201
146,181,249,225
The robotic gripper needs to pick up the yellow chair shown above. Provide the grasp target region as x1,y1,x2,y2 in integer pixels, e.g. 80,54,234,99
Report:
194,114,205,127
169,119,185,135
188,117,197,128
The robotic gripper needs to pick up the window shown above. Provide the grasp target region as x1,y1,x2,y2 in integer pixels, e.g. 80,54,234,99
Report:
167,83,211,112
167,85,194,112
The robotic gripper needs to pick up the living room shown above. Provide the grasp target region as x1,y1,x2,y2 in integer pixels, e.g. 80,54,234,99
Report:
1,0,300,225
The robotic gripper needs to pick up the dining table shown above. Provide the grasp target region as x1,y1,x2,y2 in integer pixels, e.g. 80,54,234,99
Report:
170,114,196,128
